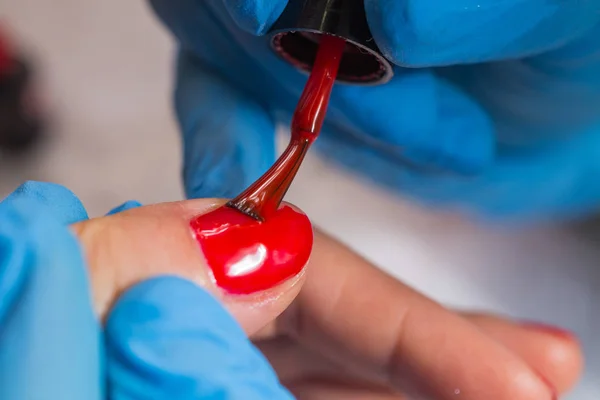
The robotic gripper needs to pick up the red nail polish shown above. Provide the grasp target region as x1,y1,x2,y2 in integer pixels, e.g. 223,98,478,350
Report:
189,36,341,294
191,205,313,294
521,322,575,341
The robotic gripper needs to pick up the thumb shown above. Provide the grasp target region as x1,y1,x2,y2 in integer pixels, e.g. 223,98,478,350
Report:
106,277,293,400
72,198,311,335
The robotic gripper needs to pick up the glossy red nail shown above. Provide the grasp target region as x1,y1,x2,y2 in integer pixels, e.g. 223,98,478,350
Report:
190,205,313,294
521,322,575,341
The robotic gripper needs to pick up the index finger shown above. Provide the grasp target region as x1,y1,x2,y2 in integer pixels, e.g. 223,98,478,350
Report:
72,199,307,335
275,230,556,400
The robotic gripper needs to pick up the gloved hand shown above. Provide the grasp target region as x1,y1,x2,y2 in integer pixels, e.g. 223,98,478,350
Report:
0,181,293,399
150,0,600,222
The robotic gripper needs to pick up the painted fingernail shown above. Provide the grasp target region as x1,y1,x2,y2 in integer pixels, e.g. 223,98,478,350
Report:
521,322,575,341
190,205,313,294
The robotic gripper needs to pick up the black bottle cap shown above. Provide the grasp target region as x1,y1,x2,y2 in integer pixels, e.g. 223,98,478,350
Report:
268,0,393,85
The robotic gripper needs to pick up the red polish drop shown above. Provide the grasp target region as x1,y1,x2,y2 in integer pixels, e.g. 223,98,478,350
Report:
191,205,313,294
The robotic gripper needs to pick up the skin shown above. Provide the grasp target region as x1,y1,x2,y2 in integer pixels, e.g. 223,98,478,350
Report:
72,198,583,400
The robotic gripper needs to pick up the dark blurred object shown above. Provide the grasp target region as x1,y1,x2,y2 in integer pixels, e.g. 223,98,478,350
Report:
0,26,44,155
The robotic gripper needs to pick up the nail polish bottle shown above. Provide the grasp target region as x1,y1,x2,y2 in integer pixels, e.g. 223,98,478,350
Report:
268,0,394,86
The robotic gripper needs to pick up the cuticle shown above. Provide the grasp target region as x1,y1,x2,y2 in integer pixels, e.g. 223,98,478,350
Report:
186,200,228,221
220,268,306,305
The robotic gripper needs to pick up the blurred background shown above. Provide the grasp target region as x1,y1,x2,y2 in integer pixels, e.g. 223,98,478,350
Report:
1,1,599,398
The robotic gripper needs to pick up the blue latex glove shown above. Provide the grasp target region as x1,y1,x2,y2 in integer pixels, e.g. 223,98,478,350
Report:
0,181,293,399
150,0,600,222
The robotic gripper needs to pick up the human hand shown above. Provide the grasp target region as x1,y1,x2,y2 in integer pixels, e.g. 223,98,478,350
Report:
73,184,587,399
150,0,600,222
253,229,584,399
0,181,294,399
3,181,584,399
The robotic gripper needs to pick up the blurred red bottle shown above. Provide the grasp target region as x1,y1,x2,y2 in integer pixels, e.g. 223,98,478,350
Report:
0,25,44,155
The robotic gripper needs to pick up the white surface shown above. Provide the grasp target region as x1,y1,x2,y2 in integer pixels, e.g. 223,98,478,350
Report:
2,2,598,398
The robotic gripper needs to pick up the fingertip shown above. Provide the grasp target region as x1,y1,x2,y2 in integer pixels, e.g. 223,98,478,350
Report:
0,195,86,283
521,324,585,393
367,0,518,65
78,199,306,333
186,202,309,334
468,314,585,394
366,0,600,66
3,181,88,224
223,0,288,35
545,339,584,393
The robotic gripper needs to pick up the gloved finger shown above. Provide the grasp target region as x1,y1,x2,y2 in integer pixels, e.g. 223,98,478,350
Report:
149,0,287,36
174,50,276,199
106,200,142,216
221,0,289,35
325,69,494,174
151,0,299,96
316,116,600,220
0,198,102,400
365,0,600,66
106,277,293,399
449,22,600,145
72,198,307,334
2,180,88,223
151,0,287,199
